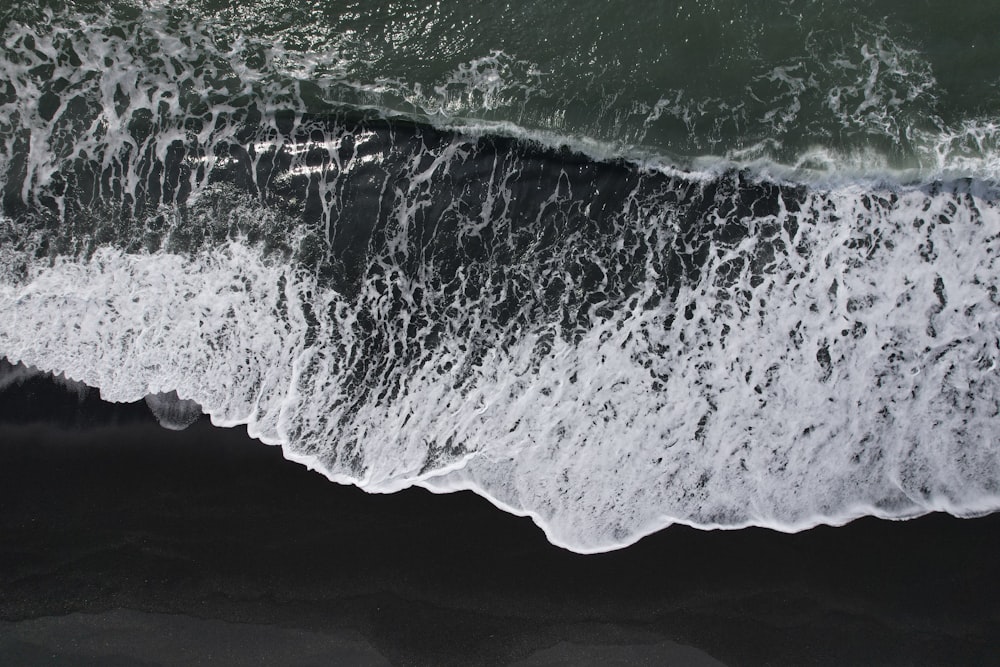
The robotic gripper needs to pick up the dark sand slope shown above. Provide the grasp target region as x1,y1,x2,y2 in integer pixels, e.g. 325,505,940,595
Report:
1,378,999,665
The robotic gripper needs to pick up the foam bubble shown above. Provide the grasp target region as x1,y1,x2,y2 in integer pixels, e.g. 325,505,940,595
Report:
144,391,203,430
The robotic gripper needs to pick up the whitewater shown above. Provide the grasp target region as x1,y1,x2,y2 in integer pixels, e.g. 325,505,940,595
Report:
2,1,999,552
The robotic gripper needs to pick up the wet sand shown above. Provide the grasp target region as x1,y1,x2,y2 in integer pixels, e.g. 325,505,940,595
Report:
1,378,998,665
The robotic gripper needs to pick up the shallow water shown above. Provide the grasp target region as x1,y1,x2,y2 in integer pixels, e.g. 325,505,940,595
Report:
1,1,999,552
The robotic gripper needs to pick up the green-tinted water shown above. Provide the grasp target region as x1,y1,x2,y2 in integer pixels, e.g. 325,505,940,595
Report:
5,0,999,175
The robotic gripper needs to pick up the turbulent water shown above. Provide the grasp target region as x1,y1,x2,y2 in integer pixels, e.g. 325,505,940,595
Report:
2,0,999,552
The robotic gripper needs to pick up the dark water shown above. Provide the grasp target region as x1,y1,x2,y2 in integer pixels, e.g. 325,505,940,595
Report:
5,0,999,170
2,0,999,553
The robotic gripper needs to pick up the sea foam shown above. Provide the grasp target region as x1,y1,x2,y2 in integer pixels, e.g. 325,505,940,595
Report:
3,170,999,552
3,1,1000,553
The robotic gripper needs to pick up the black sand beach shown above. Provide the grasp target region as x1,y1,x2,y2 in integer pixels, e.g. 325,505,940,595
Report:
5,3,1000,664
1,376,998,666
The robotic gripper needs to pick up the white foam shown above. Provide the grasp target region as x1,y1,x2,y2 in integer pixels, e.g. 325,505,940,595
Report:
3,178,1000,552
4,2,1000,553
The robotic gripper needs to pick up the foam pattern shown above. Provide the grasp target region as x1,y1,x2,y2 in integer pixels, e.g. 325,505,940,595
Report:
2,1,998,181
2,1,999,552
4,154,1000,551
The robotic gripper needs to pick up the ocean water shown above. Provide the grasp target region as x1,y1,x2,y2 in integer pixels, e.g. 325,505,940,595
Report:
1,0,999,552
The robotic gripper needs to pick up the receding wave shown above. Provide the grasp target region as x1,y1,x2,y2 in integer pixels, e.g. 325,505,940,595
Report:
2,0,999,552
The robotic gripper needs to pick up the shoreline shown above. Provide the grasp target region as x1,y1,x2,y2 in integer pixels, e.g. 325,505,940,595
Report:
1,386,998,664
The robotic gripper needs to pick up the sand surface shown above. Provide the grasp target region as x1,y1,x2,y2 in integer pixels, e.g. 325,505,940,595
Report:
1,380,998,665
